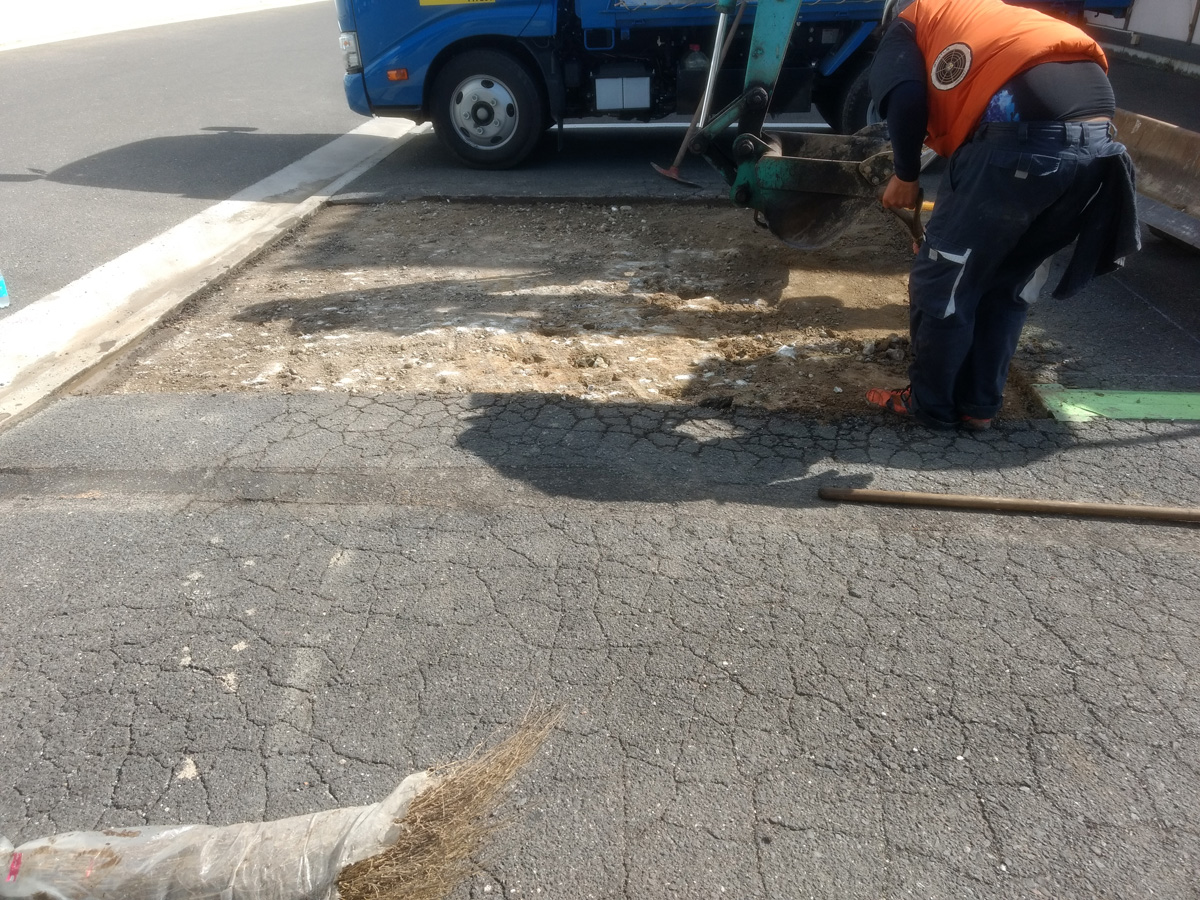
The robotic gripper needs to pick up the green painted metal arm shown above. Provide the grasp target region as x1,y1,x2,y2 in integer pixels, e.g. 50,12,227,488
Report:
686,0,904,249
742,0,807,100
689,0,807,197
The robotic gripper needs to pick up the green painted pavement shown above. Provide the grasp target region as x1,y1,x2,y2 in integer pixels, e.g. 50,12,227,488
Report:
1035,385,1200,422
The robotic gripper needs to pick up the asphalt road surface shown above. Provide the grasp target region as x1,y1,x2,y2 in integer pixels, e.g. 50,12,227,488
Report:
1,25,1199,900
1106,55,1200,132
2,391,1199,898
0,1,363,315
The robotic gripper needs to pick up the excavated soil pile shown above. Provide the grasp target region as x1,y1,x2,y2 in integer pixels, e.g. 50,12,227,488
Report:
91,199,1041,421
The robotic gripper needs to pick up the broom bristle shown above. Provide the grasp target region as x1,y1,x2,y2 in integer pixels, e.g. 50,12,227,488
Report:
336,710,558,900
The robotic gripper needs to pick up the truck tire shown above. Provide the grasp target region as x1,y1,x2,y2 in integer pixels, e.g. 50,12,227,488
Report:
833,62,881,135
430,49,545,169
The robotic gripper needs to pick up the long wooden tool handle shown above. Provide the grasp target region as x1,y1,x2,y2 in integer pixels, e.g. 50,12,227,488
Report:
818,486,1200,524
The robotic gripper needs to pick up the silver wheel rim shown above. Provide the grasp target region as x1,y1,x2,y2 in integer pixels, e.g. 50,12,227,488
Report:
449,73,519,151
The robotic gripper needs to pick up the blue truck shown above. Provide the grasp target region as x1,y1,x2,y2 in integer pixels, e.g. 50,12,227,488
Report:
333,0,1131,170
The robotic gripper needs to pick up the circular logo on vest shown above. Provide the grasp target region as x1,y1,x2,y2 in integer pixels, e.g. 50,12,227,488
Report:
931,42,972,90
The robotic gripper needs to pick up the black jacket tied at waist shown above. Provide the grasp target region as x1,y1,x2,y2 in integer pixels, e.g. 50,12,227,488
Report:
1053,146,1141,299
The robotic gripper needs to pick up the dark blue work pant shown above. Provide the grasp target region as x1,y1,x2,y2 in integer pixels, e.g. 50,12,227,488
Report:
907,121,1120,426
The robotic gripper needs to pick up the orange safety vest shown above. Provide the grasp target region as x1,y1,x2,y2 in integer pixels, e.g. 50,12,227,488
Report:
899,0,1107,156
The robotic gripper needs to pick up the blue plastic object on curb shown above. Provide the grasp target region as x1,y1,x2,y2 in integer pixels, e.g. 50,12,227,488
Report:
0,270,9,309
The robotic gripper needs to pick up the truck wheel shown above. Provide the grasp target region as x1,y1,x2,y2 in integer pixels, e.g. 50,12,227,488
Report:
430,49,545,169
834,63,881,135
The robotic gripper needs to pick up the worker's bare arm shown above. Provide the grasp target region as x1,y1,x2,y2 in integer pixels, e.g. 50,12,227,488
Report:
881,175,921,210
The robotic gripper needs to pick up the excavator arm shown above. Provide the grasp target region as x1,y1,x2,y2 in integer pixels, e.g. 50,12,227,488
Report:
685,0,919,249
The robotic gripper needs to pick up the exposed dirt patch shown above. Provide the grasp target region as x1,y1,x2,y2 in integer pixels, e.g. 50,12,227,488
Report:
86,199,1041,421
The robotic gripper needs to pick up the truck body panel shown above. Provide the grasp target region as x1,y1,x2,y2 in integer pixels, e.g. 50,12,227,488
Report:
348,0,547,111
335,0,1133,166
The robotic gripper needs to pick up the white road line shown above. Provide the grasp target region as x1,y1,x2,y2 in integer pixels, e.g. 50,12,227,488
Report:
0,118,425,426
0,0,328,52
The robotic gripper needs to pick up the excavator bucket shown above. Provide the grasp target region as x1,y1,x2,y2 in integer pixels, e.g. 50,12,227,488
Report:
742,125,896,250
759,193,875,250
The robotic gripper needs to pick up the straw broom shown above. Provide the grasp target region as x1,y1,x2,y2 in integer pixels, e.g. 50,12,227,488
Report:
337,709,559,900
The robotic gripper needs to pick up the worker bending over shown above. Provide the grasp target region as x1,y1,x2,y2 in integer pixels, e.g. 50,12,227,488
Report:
866,0,1139,430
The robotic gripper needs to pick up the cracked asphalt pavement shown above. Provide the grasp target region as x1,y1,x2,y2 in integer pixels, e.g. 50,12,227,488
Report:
2,388,1199,899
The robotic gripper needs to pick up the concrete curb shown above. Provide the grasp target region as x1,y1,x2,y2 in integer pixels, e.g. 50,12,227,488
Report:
0,119,419,430
1114,109,1200,220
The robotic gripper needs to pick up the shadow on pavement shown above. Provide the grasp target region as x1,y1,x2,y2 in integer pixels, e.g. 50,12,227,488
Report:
341,123,735,201
230,276,908,336
0,128,345,199
454,391,873,508
452,391,1200,515
450,391,1102,508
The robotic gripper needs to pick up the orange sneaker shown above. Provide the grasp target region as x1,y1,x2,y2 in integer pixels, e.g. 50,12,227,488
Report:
960,414,993,432
866,385,915,417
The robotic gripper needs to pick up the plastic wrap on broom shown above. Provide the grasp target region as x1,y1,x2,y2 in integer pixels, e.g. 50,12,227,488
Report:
0,771,432,900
